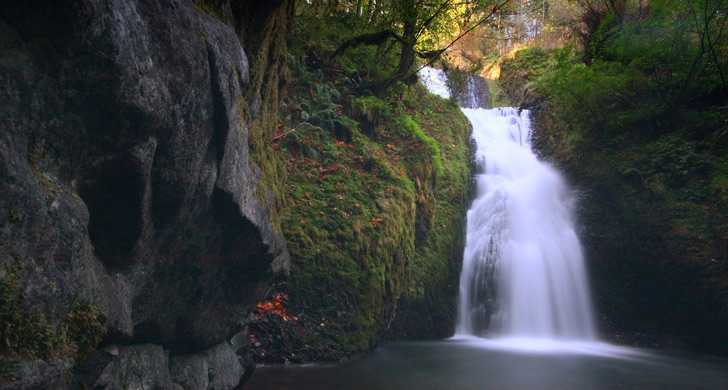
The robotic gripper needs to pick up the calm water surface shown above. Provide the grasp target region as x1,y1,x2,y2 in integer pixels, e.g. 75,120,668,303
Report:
246,339,728,390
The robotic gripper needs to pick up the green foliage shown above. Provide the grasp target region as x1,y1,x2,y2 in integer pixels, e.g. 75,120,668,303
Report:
498,47,576,108
509,47,554,77
520,0,727,145
444,69,469,100
537,57,645,139
485,78,510,107
498,0,728,350
351,95,391,129
297,1,509,89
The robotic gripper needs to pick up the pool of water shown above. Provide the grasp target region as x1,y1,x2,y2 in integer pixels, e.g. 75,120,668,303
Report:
246,338,728,389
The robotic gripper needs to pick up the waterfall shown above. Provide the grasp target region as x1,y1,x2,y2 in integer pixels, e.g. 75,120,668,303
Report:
419,67,596,342
418,67,451,100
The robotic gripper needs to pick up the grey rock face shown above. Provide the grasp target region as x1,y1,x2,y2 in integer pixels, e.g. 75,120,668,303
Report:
170,342,245,390
0,0,291,388
93,344,178,390
0,359,74,390
74,340,247,390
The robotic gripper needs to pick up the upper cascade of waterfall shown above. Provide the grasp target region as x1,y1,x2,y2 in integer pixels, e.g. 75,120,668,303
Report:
419,66,597,341
418,67,490,109
419,67,451,100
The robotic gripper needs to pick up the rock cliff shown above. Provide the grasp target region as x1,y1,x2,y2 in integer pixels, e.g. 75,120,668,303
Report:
0,0,292,388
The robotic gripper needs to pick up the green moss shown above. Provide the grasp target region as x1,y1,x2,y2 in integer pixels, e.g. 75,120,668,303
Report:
245,3,291,233
351,95,391,134
397,114,444,177
0,262,105,360
392,83,471,338
280,116,418,353
0,262,62,359
64,303,106,359
351,96,389,118
250,15,473,361
445,69,468,101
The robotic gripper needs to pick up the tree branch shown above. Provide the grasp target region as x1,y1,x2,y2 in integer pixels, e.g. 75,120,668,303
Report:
331,30,408,59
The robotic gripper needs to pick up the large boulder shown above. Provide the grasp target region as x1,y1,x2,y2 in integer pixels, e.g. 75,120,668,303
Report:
0,0,291,387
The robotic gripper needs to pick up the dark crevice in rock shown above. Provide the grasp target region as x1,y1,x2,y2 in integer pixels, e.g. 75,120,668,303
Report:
211,188,267,271
132,320,165,345
150,141,186,231
80,157,145,268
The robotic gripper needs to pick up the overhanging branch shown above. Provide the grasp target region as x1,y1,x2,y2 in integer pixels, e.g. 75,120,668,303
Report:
331,30,409,59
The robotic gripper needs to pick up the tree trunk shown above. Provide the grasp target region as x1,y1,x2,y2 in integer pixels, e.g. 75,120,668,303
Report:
392,0,418,82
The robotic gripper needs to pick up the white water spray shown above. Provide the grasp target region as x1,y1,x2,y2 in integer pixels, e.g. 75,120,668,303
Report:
419,67,596,343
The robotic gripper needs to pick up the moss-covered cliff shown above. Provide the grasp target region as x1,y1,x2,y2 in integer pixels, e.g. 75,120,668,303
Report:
249,15,473,363
499,43,728,353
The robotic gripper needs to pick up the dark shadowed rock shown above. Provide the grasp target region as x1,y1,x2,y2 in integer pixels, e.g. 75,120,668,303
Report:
0,0,292,388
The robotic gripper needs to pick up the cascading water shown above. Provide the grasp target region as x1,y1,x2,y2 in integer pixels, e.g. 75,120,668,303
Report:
457,107,596,340
419,67,597,343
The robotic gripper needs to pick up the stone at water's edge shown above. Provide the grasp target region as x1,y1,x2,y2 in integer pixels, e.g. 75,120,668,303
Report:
0,1,291,388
